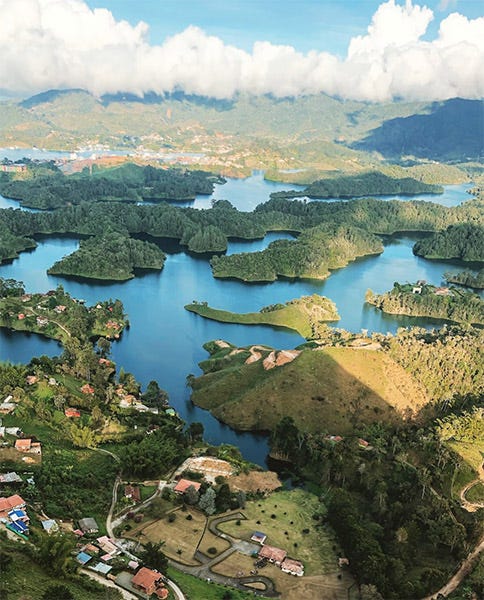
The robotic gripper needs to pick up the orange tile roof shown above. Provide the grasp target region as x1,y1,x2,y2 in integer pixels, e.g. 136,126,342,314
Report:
132,567,162,592
15,439,31,451
173,479,201,494
0,494,26,513
259,545,287,563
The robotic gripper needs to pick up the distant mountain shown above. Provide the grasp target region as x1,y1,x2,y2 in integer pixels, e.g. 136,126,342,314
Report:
353,98,484,161
2,90,481,167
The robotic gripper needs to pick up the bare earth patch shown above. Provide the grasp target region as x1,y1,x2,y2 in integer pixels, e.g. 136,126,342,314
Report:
228,470,282,494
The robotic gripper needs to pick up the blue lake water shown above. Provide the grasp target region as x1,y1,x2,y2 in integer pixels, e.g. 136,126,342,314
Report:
0,174,479,465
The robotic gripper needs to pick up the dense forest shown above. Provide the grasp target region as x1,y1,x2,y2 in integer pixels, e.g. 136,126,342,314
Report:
366,282,484,326
413,223,484,261
0,193,482,277
0,162,223,209
444,269,484,289
211,224,383,281
270,171,443,200
47,231,165,280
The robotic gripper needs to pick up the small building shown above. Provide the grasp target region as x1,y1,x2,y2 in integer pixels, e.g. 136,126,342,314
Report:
250,531,267,545
0,472,22,484
412,286,422,294
338,557,350,567
0,494,26,518
81,384,95,395
78,517,99,534
173,479,201,495
64,408,81,418
54,305,67,313
90,562,112,575
281,558,304,576
96,535,118,556
434,286,452,296
36,316,48,327
128,560,139,571
15,438,32,452
76,551,93,565
259,545,287,566
26,375,38,385
124,485,141,503
41,519,59,534
131,567,166,597
0,399,16,414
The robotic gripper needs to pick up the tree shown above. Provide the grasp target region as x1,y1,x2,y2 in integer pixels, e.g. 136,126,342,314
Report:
41,585,74,600
198,487,216,515
36,533,76,577
139,541,168,573
215,483,232,512
185,484,199,505
187,422,204,442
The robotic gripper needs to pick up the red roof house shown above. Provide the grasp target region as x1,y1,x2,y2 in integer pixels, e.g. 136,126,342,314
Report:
65,408,81,418
0,494,26,518
124,485,141,503
259,545,287,565
281,557,304,576
173,479,201,494
15,439,32,452
131,567,164,596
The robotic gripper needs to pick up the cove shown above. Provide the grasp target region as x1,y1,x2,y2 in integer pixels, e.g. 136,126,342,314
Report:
0,176,477,465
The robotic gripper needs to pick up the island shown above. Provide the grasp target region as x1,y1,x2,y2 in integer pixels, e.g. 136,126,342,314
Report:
269,171,443,200
366,281,484,325
0,279,128,342
444,269,484,289
185,294,340,338
211,224,383,282
0,161,225,209
413,223,484,261
47,231,165,281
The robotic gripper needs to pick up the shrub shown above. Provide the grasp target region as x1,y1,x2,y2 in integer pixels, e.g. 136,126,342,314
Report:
207,547,218,555
168,513,176,523
186,514,193,521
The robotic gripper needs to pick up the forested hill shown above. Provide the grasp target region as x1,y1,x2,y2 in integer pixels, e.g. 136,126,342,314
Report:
271,171,442,200
413,223,484,261
0,163,223,209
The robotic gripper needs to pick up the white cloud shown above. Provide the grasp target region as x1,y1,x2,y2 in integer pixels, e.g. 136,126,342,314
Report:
0,0,482,102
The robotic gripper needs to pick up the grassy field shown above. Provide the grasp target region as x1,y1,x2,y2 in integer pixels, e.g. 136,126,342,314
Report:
185,294,339,339
167,568,254,600
128,507,205,565
192,347,428,433
218,489,339,575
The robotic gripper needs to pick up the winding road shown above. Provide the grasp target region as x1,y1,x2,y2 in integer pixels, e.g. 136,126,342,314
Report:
422,461,484,600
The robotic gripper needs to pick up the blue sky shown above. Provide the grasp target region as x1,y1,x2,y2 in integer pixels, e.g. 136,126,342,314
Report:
85,0,483,56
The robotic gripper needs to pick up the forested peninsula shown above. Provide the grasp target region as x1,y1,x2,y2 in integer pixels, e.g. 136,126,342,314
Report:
366,281,484,325
444,269,484,289
185,294,339,338
413,223,484,261
270,171,443,200
47,231,165,281
0,162,223,209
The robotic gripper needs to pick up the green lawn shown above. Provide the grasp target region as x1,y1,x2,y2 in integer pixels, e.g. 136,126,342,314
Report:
217,489,339,575
167,567,254,600
466,482,484,503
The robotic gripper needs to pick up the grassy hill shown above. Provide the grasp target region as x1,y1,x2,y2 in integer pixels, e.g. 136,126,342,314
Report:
185,294,339,338
190,345,428,433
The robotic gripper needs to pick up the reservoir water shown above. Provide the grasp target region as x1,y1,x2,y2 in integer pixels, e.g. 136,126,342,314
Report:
0,175,478,465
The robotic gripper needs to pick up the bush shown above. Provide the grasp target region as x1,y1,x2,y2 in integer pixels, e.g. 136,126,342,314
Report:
168,513,176,523
236,519,241,526
207,547,218,555
186,514,193,521
271,514,276,519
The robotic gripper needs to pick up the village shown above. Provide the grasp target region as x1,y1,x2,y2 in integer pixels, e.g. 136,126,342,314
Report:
1,422,351,599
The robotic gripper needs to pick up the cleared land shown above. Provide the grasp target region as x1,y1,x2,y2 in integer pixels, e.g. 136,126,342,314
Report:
185,294,340,339
191,347,428,433
218,490,338,575
128,507,205,565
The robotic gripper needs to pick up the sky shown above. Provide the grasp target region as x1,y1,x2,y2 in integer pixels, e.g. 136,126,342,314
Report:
0,0,483,102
